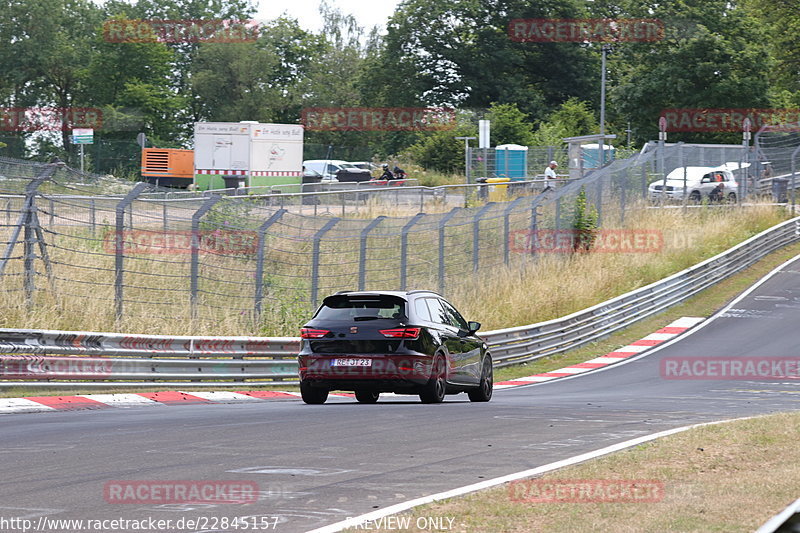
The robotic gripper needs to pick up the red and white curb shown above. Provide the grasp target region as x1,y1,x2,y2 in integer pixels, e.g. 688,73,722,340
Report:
0,390,355,415
493,316,705,389
0,317,703,415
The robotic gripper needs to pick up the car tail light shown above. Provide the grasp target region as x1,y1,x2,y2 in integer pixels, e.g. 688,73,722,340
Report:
379,327,421,339
300,328,330,339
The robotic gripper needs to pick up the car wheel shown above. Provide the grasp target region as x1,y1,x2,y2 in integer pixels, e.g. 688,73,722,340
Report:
300,381,328,404
468,355,493,402
419,355,447,404
355,390,380,404
689,191,701,203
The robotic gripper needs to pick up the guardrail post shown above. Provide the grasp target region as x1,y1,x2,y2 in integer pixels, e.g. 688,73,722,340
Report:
358,216,386,291
114,182,149,321
400,213,425,290
311,218,340,309
190,195,223,319
503,197,526,266
472,202,495,272
438,208,461,294
254,209,287,319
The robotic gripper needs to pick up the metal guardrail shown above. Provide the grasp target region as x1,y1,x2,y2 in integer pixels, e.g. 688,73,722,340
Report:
0,217,798,386
483,217,800,367
0,331,299,387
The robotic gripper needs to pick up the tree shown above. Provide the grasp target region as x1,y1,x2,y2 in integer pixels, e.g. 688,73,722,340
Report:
405,121,476,173
610,0,771,144
485,103,535,146
571,186,598,252
742,0,800,105
531,98,598,146
373,0,597,119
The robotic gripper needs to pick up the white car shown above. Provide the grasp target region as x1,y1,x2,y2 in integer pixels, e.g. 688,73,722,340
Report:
648,162,749,203
302,160,371,182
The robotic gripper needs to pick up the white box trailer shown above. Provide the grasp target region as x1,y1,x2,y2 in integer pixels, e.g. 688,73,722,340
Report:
193,121,304,190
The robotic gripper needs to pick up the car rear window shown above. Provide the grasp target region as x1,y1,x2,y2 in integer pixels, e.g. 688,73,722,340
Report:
315,295,407,321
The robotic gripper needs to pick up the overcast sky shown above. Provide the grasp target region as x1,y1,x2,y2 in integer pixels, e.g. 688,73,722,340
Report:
256,0,399,33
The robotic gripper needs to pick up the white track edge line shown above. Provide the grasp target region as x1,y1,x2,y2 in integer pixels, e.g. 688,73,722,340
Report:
305,416,756,533
508,252,800,389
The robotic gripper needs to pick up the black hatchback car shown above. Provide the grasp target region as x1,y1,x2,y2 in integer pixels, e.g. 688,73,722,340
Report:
298,290,493,404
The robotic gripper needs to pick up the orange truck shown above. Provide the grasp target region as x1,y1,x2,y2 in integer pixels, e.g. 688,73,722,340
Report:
140,147,194,188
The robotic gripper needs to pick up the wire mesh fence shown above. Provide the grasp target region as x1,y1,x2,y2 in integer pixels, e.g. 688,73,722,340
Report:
1,136,799,333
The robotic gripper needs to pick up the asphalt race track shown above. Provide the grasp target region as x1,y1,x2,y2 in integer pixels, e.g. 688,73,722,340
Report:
2,257,800,533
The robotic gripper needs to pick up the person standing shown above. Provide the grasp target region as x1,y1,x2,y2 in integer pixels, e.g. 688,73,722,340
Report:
543,160,559,191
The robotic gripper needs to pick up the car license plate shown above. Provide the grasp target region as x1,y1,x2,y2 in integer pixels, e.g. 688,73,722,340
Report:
332,358,372,367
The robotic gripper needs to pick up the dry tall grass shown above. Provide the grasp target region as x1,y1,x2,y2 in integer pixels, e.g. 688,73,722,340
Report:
450,204,788,331
0,201,788,336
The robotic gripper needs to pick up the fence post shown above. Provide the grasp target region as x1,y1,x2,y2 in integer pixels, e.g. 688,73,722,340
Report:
529,198,540,259
438,208,461,294
114,182,149,321
595,180,603,227
503,196,526,266
358,216,386,291
555,197,562,230
162,202,168,232
619,169,627,224
254,208,287,319
472,202,495,272
0,164,57,279
190,194,223,319
90,198,96,236
311,218,340,309
400,213,425,290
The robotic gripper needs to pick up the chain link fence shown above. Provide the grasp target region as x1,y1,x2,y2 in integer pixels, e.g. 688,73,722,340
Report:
2,137,799,333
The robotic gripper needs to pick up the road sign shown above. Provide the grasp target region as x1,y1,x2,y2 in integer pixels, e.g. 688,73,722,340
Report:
478,120,490,149
72,128,94,144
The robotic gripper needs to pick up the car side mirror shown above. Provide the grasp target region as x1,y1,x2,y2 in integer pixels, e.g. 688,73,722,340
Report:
467,321,481,334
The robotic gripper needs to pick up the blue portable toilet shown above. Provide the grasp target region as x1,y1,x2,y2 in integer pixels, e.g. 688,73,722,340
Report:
581,143,615,169
495,144,529,181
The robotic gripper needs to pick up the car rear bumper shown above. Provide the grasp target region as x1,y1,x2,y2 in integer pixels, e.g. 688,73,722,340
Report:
299,354,434,389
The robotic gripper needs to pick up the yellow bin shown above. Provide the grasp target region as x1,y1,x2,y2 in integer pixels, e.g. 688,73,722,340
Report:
486,177,510,201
